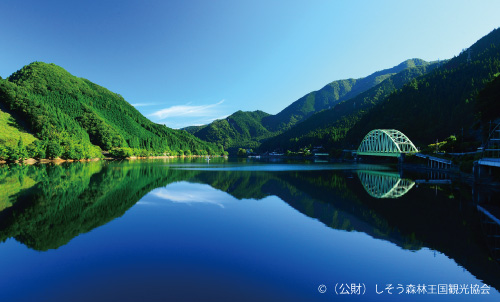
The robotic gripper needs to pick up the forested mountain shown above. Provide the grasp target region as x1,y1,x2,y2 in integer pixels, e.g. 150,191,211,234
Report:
260,62,441,152
0,62,224,160
187,59,431,151
185,110,272,150
344,27,500,148
261,58,430,132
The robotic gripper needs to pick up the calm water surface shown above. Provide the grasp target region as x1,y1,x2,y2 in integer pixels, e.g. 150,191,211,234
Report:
0,158,499,301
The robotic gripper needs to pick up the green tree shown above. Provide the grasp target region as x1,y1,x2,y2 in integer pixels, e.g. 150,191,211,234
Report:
237,148,247,157
17,137,28,160
46,141,63,158
0,145,8,160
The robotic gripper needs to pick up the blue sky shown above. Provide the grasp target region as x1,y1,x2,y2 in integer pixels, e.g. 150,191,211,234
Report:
1,0,500,128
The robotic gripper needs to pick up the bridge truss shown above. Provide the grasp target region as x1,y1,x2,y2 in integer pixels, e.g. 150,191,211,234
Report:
357,129,418,158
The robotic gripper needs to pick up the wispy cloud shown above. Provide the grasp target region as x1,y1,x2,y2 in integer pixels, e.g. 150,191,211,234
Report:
131,102,157,107
150,100,225,120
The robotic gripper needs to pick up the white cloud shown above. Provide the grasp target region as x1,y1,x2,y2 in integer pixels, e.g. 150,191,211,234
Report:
131,102,156,107
150,100,225,120
168,115,229,129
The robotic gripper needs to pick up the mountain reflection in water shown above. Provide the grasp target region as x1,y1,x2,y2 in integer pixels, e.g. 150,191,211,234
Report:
0,159,499,299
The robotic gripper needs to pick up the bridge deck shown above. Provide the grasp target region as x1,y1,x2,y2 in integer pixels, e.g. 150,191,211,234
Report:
357,151,401,157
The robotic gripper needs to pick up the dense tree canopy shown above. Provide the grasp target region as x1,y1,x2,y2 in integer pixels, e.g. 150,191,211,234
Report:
0,62,224,160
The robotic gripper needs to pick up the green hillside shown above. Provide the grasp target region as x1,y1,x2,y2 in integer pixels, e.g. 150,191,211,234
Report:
260,61,440,152
345,28,500,148
0,105,37,152
0,62,224,161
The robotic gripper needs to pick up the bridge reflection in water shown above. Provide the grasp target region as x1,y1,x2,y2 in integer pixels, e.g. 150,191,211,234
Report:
478,204,500,264
357,170,415,199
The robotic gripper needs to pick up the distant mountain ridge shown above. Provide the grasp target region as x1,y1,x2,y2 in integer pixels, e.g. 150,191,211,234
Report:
261,58,430,132
260,61,441,152
185,58,431,151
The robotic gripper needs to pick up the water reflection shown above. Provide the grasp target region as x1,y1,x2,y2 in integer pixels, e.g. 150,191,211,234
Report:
0,161,201,251
477,200,500,266
148,183,227,208
0,160,499,294
357,170,415,198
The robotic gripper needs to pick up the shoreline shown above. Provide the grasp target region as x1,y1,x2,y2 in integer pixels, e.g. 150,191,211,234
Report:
0,155,224,165
2,156,498,187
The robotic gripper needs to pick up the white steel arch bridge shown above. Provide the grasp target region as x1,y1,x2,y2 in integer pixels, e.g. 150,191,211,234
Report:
357,129,418,158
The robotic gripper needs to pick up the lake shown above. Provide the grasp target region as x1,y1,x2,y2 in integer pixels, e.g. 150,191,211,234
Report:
0,158,499,301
